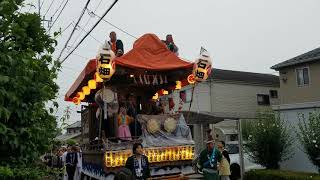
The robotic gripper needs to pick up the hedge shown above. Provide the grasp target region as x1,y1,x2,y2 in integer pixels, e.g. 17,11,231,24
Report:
244,169,320,180
0,165,61,180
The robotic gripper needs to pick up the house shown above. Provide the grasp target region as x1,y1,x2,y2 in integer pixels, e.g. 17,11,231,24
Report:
167,68,280,153
271,47,320,173
55,121,82,143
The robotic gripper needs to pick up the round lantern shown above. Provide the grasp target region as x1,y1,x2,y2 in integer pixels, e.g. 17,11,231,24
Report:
175,81,182,90
187,74,195,84
96,48,116,81
88,79,97,89
97,63,116,80
94,72,103,83
73,97,80,105
152,93,159,100
76,92,85,100
82,86,90,95
193,50,212,82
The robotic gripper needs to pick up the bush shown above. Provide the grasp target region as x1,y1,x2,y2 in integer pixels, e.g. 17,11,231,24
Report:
297,111,320,173
66,139,77,146
244,169,320,180
0,165,62,180
244,110,294,169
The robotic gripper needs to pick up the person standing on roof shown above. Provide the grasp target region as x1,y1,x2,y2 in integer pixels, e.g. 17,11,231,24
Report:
163,34,179,55
106,31,124,57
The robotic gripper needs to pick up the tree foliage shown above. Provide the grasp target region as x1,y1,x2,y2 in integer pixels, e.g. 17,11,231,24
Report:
243,110,294,169
297,111,320,173
0,0,60,166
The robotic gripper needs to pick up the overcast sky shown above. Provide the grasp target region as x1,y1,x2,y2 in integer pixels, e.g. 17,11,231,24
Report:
23,0,320,125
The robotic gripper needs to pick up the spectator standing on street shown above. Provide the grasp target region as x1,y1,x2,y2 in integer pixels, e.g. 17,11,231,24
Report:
74,146,82,180
218,141,231,180
65,146,78,180
198,134,222,180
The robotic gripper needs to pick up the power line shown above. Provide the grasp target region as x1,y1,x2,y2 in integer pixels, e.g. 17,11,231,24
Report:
89,9,137,40
69,0,104,49
60,0,119,64
40,0,45,10
57,0,92,60
51,0,66,18
60,21,74,35
72,22,103,44
44,0,56,16
49,0,70,31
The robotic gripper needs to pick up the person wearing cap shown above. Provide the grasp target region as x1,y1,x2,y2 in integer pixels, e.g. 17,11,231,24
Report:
198,133,222,180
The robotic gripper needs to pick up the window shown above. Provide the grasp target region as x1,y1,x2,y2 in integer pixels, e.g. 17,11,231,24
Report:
270,90,278,98
296,67,310,86
257,94,270,105
179,91,186,102
180,89,192,103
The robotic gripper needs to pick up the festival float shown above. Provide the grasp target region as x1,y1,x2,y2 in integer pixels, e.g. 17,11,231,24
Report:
64,33,212,179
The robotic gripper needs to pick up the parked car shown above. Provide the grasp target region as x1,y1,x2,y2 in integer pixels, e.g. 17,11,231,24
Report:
226,141,264,179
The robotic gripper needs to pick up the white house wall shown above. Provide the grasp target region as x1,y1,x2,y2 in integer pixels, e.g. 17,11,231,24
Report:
212,82,279,114
279,108,318,173
176,81,279,115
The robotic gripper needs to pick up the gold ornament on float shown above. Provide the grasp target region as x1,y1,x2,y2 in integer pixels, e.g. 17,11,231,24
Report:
147,119,160,134
164,117,177,133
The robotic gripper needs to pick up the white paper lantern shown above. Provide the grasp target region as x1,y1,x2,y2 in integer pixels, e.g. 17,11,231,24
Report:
193,50,212,82
96,48,116,80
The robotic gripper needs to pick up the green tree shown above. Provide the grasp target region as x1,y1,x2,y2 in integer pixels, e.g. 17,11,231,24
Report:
297,111,320,173
244,110,294,169
0,0,60,167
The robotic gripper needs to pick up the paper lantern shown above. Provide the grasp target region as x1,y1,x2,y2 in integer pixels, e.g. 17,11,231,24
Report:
147,119,160,134
187,74,195,84
96,48,116,80
72,97,80,105
97,63,115,80
76,92,85,100
88,79,97,89
175,81,182,90
82,86,90,95
193,50,212,82
94,72,103,83
152,93,158,100
163,90,169,95
164,117,177,133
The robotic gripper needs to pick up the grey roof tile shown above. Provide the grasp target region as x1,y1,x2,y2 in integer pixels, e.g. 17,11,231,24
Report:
271,47,320,70
209,68,279,86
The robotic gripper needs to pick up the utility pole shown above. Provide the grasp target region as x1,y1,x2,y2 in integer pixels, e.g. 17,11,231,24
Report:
42,16,53,29
38,0,41,16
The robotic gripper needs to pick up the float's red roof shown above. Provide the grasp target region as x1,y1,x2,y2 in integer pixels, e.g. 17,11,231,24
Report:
114,33,193,70
64,33,193,101
64,59,97,101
